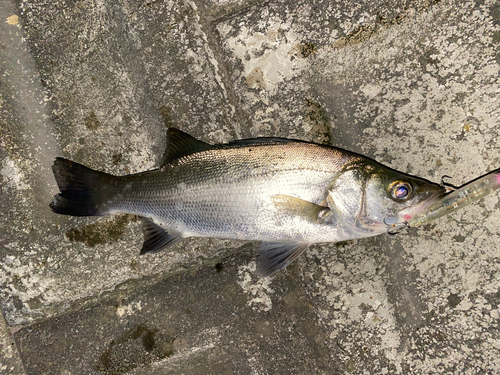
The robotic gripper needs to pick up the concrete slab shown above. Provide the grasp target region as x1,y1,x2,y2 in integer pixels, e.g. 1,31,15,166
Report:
216,0,440,139
14,252,333,374
217,0,500,373
1,0,244,327
307,2,500,373
0,313,24,375
1,0,499,373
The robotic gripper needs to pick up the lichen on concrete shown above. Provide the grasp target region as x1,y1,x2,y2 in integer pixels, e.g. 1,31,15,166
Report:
237,261,274,311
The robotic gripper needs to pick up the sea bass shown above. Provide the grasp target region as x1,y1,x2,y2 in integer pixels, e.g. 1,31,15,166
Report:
50,128,445,277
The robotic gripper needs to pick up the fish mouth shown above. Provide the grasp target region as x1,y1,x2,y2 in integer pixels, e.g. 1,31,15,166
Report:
397,189,446,223
382,188,446,229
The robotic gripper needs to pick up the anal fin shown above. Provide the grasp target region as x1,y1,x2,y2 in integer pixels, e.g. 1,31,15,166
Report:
256,241,310,278
139,217,182,255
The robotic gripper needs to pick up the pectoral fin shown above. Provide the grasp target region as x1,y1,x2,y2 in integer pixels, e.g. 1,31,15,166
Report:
139,217,182,254
256,241,310,277
271,194,333,224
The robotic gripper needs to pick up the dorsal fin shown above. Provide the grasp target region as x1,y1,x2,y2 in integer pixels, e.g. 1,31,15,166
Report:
218,137,295,147
160,128,216,166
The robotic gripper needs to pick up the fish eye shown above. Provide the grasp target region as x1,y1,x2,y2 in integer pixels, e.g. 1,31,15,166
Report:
390,181,412,201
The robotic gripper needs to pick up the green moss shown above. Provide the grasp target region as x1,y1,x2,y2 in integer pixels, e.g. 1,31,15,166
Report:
303,99,331,144
111,153,122,165
298,42,317,58
26,297,43,310
333,24,377,49
159,105,176,128
65,214,136,247
84,110,101,130
345,358,356,373
492,30,500,44
96,323,176,375
447,293,462,309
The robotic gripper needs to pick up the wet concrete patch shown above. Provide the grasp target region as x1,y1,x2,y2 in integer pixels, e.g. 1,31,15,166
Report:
97,323,175,375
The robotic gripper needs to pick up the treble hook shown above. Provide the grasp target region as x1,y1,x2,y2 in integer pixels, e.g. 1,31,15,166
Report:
384,218,408,236
440,175,458,192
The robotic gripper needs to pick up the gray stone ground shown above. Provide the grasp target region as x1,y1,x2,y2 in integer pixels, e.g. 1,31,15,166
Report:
1,0,499,373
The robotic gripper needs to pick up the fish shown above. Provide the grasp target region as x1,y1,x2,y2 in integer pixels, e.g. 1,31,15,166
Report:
50,128,446,277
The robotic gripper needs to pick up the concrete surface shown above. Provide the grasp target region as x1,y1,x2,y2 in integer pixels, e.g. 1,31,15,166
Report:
1,0,499,373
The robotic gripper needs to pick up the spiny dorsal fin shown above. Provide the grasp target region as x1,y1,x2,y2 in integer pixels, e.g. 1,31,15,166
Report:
160,128,216,166
139,217,182,254
219,137,294,147
256,241,310,277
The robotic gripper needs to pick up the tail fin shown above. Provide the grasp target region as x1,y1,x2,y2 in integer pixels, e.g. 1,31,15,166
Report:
50,157,116,216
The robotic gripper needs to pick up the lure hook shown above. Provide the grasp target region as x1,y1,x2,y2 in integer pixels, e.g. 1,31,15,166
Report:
440,175,458,192
384,218,408,236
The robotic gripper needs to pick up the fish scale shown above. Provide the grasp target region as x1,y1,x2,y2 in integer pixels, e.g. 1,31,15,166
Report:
111,143,350,242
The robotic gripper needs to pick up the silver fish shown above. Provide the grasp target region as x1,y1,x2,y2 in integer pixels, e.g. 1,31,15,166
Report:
50,128,445,277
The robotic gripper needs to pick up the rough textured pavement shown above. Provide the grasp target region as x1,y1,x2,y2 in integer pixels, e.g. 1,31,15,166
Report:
1,0,499,373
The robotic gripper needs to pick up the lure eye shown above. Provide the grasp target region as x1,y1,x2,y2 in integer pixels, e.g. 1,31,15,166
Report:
390,182,412,201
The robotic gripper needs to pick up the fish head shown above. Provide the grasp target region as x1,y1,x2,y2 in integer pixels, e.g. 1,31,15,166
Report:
328,160,446,234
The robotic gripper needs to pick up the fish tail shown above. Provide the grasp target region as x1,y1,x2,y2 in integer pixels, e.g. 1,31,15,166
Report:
49,157,116,216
